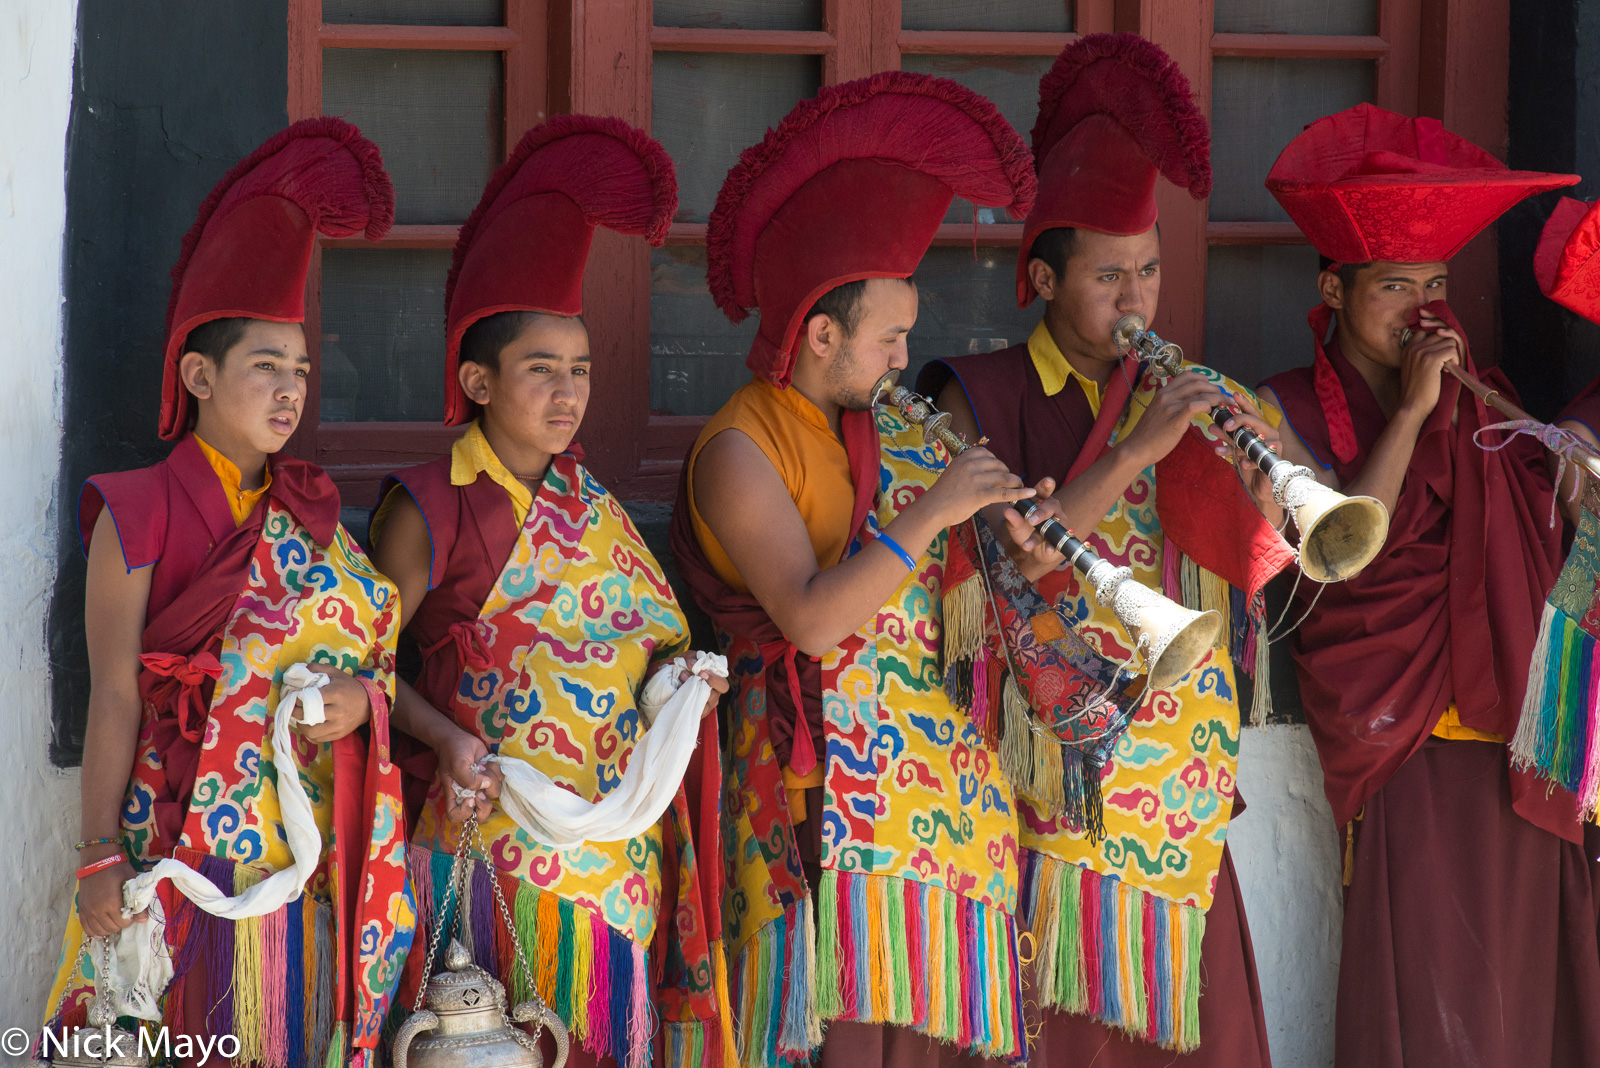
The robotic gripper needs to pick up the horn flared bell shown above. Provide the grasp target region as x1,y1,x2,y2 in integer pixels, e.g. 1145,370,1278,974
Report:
1283,475,1389,583
1082,558,1222,691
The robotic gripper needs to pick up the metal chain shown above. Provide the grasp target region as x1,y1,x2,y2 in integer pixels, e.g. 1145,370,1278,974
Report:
43,935,90,1032
468,818,547,1014
412,819,476,1012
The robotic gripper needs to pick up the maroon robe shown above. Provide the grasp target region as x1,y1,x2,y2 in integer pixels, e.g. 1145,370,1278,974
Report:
918,351,1273,1068
1559,375,1600,434
1262,314,1600,1068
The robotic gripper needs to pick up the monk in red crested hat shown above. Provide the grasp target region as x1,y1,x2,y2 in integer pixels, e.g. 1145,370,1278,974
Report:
369,116,733,1068
669,72,1043,1066
919,32,1288,1066
1257,102,1600,1067
44,118,415,1065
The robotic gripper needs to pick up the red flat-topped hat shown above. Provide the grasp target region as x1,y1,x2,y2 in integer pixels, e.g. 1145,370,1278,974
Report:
444,116,676,426
1267,102,1577,265
707,71,1036,388
1535,195,1600,322
161,117,394,441
1017,33,1211,306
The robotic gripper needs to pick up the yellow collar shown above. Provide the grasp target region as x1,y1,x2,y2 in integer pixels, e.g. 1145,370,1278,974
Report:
451,421,534,527
194,434,270,527
1027,321,1104,415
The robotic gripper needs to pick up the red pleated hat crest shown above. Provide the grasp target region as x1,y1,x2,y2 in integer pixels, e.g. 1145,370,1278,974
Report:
443,115,677,426
706,71,1036,387
1266,102,1577,264
1016,33,1211,307
161,117,394,440
1535,195,1600,323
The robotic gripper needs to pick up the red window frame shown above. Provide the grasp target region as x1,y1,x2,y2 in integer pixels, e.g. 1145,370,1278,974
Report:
285,0,551,505
285,0,1508,504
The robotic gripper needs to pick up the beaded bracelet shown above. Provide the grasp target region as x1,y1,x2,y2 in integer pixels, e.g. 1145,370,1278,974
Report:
75,854,125,881
75,836,120,851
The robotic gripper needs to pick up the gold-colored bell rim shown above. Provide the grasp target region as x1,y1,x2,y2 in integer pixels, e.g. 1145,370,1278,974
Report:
1296,493,1390,583
1145,608,1223,692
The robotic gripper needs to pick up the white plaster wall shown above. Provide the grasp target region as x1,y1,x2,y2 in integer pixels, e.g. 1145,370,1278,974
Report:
0,0,80,1033
1230,724,1343,1068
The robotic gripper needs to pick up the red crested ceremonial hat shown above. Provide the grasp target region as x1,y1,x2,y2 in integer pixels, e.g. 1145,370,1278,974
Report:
1017,33,1210,307
1535,195,1600,322
707,71,1036,388
444,115,676,426
161,117,394,441
1266,102,1577,265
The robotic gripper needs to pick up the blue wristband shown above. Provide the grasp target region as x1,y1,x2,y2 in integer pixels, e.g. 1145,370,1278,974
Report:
877,531,917,571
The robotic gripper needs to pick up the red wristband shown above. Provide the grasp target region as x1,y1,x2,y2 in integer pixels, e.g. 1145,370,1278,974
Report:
76,854,125,880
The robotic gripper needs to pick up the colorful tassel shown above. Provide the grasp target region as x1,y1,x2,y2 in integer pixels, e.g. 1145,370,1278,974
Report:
733,871,1025,1065
1018,850,1206,1053
1512,599,1600,819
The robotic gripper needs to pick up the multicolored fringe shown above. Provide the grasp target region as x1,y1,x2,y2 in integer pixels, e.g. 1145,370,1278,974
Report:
45,847,338,1068
1513,600,1600,818
408,843,692,1068
729,870,1027,1068
1164,550,1270,724
943,571,1109,840
1017,849,1205,1053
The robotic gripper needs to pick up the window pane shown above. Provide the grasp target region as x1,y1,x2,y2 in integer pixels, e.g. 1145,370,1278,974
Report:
323,49,503,225
1209,57,1373,222
651,246,758,417
1214,0,1375,36
654,0,820,31
1204,244,1322,390
320,249,448,423
908,246,1038,388
902,0,1071,32
652,53,821,223
901,54,1053,223
649,245,1037,417
323,0,502,25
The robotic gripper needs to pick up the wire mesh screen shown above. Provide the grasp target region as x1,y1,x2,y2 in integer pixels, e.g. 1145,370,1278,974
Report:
908,246,1037,388
320,248,449,422
1209,57,1374,222
651,245,759,417
902,0,1071,32
901,54,1053,224
1205,245,1323,390
1214,0,1375,35
323,0,503,25
651,52,822,223
323,49,504,225
653,0,821,30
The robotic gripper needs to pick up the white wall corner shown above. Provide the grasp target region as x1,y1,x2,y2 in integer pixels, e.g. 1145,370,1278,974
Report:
1231,724,1343,1068
0,0,82,1033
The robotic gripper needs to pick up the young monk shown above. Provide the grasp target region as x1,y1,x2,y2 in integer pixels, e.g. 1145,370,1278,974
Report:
371,117,731,1068
670,72,1042,1067
45,119,412,1065
917,33,1285,1066
1256,102,1600,1067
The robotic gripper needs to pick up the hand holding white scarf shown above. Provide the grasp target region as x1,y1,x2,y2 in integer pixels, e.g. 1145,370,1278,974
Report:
459,651,727,850
106,663,334,1018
